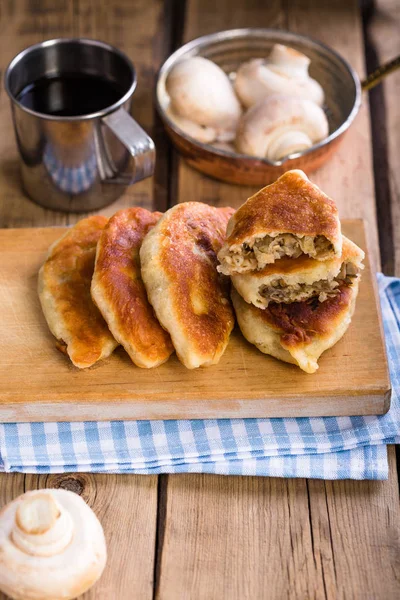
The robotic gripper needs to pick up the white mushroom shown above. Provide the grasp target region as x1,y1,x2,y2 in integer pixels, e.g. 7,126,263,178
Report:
165,107,217,144
235,95,329,160
0,489,107,600
166,56,242,143
234,43,325,109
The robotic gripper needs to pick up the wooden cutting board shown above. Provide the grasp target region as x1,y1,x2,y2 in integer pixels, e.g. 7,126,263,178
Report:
0,219,391,422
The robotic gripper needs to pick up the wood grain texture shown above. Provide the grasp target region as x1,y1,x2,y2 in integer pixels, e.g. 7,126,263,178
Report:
0,3,166,599
157,1,400,599
0,2,399,600
0,472,158,600
0,221,390,421
70,0,169,218
363,0,400,524
0,0,168,228
0,0,74,229
363,0,400,276
156,455,400,600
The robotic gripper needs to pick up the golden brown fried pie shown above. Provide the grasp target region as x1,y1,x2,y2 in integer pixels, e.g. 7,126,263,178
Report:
91,208,174,368
38,217,118,369
232,235,364,308
140,202,235,369
218,170,342,274
232,281,359,374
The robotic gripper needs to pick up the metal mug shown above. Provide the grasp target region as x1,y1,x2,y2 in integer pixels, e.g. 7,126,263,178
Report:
5,38,155,212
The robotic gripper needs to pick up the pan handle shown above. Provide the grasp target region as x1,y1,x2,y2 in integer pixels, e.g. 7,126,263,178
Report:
361,55,400,91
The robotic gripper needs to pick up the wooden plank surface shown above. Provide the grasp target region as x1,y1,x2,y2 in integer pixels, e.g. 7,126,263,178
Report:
156,456,400,600
0,1,168,598
0,1,399,600
0,471,158,600
364,0,400,277
0,220,390,422
0,0,168,226
156,1,400,599
365,0,400,501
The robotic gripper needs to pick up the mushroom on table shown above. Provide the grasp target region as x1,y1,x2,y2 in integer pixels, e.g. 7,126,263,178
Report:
0,489,107,600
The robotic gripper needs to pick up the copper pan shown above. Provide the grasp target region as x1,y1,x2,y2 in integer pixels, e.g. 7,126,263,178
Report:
156,28,400,186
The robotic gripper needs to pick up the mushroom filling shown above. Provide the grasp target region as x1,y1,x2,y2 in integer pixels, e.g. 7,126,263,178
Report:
259,261,360,305
219,234,334,274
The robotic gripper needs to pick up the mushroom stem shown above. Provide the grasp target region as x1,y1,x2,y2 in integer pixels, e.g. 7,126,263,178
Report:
12,493,73,557
266,130,313,160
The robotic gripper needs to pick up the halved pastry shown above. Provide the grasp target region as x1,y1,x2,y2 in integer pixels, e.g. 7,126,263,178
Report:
140,202,235,369
91,208,174,368
232,235,364,308
217,170,342,275
38,216,118,369
231,280,360,374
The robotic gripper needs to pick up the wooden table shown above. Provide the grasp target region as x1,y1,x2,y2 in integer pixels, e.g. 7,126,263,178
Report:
0,1,399,598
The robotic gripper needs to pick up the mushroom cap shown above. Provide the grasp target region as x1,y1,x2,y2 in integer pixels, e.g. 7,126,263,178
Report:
0,489,107,600
234,44,325,109
235,95,329,160
268,44,311,78
166,56,242,142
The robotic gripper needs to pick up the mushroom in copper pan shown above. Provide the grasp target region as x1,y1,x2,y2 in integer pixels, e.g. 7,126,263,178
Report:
166,56,242,143
235,94,329,160
234,43,325,109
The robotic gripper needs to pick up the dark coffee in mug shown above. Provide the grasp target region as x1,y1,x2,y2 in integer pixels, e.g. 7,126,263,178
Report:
5,38,155,212
16,73,126,117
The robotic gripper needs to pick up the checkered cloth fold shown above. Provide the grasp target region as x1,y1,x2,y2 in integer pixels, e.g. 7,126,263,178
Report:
1,274,399,479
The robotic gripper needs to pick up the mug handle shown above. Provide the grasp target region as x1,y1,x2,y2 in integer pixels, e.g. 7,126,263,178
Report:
100,107,155,184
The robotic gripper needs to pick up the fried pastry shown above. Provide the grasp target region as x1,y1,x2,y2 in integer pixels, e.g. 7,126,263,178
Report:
218,170,342,275
140,202,235,369
232,235,364,308
38,216,118,368
91,208,174,368
231,281,359,374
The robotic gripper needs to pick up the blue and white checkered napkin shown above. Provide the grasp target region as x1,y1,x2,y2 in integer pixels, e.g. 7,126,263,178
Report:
0,274,399,479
